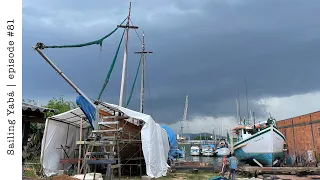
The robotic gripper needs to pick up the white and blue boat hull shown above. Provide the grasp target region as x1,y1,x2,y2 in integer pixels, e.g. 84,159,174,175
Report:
233,126,285,167
215,147,231,157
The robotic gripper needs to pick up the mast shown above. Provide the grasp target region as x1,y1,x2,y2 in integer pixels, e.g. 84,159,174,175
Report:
134,32,153,113
245,77,249,121
32,46,94,108
118,1,139,107
180,95,188,139
237,88,241,125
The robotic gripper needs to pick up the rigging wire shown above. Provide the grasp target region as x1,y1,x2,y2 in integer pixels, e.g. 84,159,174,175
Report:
97,29,126,101
36,18,127,49
129,18,143,44
145,54,153,116
125,53,143,107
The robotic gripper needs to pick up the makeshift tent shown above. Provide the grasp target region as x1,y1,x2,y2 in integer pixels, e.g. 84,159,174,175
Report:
40,102,170,178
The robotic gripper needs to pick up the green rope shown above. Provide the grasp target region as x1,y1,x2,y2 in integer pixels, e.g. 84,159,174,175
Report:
125,54,143,108
97,29,126,101
38,18,127,49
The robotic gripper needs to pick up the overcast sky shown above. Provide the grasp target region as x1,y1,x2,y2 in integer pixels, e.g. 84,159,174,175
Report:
23,0,320,134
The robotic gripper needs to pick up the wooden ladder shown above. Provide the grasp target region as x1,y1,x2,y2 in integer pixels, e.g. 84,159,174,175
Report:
78,116,122,180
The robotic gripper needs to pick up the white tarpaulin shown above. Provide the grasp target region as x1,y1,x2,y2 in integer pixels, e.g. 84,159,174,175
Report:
40,102,170,178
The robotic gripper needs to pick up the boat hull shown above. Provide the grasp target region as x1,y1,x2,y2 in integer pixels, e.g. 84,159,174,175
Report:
202,152,214,156
234,126,285,167
215,147,231,157
190,146,200,156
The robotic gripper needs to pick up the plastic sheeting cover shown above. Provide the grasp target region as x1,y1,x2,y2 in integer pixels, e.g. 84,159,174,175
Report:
113,105,170,178
40,120,87,177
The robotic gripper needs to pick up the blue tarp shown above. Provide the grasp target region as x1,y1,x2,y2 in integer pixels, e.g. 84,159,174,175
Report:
161,125,183,159
76,95,96,129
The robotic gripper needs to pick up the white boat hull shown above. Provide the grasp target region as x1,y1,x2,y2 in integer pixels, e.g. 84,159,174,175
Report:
233,126,285,167
215,147,230,157
191,152,200,156
202,152,214,156
190,146,200,156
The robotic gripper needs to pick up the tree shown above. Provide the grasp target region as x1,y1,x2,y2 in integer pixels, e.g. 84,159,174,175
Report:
193,136,213,140
44,96,78,117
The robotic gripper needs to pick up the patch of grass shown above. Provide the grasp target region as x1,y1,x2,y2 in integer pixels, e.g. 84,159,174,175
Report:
24,168,37,178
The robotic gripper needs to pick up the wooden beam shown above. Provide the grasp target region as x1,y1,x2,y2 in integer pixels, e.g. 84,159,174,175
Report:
22,115,45,123
117,25,138,29
134,51,153,54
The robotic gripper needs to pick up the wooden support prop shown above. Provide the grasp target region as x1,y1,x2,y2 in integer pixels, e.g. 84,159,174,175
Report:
273,159,279,166
253,159,264,167
77,118,83,174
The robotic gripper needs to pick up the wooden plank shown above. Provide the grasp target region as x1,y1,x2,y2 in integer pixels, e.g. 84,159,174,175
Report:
99,121,119,125
117,25,138,29
102,116,129,120
112,164,121,169
76,141,115,146
92,128,123,133
239,166,320,175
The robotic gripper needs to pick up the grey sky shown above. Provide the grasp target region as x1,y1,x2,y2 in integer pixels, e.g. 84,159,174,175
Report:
23,0,320,126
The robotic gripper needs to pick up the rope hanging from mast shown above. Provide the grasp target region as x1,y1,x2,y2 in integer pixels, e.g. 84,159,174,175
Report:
35,18,127,49
97,29,126,101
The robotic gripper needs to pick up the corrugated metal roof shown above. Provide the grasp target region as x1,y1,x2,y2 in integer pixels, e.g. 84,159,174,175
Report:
22,103,59,113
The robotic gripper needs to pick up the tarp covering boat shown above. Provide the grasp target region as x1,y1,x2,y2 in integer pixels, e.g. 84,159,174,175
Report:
75,95,96,129
40,101,170,178
161,125,183,159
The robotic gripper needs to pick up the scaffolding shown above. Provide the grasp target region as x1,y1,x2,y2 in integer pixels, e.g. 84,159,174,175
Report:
74,105,144,179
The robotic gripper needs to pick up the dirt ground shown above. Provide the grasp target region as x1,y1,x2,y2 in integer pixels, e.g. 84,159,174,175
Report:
23,170,320,180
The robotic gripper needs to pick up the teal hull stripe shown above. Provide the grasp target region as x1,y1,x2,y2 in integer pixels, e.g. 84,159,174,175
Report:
234,148,283,167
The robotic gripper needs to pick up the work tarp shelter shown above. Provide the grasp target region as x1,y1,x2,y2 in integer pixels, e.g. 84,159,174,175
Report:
40,102,170,178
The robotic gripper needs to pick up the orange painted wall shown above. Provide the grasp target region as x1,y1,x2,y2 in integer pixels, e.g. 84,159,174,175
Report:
276,111,320,160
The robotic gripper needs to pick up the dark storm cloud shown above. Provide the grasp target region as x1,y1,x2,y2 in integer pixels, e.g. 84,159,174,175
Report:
23,0,320,124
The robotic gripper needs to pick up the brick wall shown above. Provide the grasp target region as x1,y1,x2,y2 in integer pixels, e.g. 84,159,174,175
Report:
276,111,320,161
